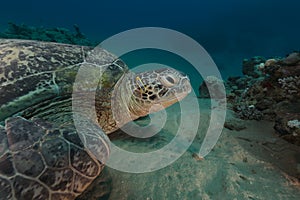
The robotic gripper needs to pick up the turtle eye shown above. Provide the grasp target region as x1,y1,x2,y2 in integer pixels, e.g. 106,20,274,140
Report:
166,76,175,84
160,75,177,87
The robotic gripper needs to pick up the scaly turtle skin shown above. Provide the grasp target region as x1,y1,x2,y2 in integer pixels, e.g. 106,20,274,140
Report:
0,39,191,199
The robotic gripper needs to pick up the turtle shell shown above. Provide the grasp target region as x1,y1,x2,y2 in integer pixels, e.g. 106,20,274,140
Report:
0,39,128,199
0,39,127,122
0,116,109,199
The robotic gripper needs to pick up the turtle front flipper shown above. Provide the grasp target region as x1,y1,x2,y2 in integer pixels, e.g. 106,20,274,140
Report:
0,116,109,200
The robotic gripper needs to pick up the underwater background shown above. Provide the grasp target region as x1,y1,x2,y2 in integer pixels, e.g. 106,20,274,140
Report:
1,0,300,79
1,1,300,200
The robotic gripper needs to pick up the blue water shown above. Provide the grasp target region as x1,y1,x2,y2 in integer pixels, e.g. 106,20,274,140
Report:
1,2,300,199
1,0,299,78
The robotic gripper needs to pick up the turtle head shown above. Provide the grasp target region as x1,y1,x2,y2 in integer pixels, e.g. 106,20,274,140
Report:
127,68,191,116
110,67,191,132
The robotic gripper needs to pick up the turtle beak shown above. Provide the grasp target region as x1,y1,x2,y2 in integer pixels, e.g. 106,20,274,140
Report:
160,92,189,108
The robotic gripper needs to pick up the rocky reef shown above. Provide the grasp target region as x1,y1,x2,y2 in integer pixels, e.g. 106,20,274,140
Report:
198,75,226,99
230,52,300,145
0,22,96,46
199,52,300,145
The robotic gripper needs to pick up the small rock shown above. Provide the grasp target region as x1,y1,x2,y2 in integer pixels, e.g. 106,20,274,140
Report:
224,118,246,131
192,153,204,161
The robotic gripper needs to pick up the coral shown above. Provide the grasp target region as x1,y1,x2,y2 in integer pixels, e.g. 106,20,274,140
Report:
287,119,300,129
0,23,96,46
226,75,262,103
278,76,300,95
234,104,263,120
226,52,300,145
274,113,300,145
242,56,266,78
265,58,278,67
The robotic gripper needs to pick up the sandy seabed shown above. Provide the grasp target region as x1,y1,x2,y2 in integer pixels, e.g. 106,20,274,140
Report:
101,97,300,200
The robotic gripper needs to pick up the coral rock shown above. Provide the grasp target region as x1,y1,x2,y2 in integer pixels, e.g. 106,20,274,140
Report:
274,113,300,145
198,76,226,99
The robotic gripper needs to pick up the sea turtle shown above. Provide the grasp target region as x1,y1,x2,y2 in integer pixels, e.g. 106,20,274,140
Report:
0,39,191,200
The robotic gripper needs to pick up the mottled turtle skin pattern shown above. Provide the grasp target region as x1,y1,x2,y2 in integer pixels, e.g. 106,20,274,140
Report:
0,39,192,200
0,39,121,200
